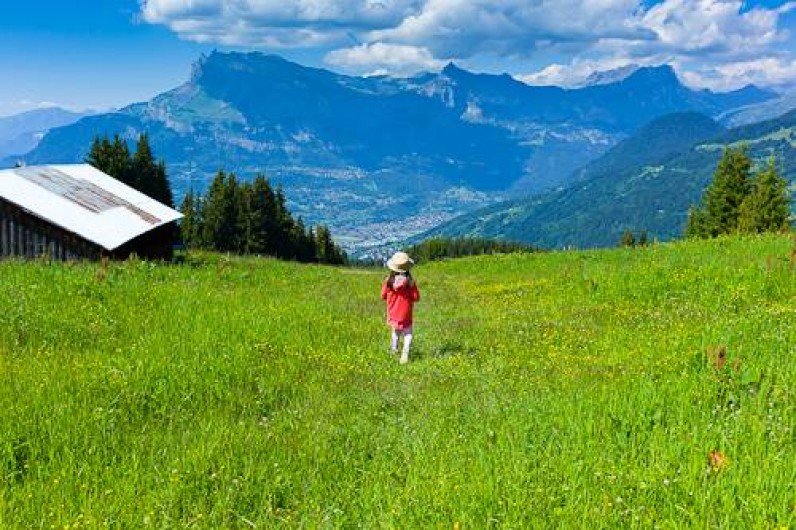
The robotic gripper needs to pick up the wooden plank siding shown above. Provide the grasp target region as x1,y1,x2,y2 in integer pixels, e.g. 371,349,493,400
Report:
0,198,102,260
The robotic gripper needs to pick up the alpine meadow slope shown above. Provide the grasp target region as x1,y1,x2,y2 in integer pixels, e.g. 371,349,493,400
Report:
0,234,794,526
422,109,796,249
15,52,776,253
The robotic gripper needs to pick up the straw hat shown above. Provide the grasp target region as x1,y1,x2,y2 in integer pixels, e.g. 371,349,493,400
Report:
386,251,414,272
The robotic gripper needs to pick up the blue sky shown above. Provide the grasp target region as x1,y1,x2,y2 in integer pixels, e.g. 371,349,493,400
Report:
1,0,795,117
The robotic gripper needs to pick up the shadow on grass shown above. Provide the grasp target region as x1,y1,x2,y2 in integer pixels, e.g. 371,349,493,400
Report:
423,341,478,360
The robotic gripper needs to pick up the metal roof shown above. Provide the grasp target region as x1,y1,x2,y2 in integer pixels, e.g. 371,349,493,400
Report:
0,164,182,251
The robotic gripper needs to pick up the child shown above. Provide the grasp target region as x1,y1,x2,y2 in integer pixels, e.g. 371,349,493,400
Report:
381,251,420,364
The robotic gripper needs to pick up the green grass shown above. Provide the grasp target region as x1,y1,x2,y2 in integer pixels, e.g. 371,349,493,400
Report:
1,234,794,528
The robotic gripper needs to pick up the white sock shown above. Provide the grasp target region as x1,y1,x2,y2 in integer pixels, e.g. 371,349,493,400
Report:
390,330,399,352
401,329,413,356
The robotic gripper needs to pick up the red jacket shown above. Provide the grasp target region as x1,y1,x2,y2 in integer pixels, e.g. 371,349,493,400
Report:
381,277,420,330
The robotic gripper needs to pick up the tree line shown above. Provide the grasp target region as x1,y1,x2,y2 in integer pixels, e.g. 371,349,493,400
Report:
404,236,537,263
686,146,790,238
87,134,346,264
180,171,347,264
87,133,174,208
619,229,649,248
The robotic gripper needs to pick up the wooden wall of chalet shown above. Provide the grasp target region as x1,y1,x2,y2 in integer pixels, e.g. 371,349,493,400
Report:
0,198,103,260
112,224,176,261
0,198,178,261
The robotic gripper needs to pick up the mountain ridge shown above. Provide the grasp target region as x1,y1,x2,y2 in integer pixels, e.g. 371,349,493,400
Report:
0,107,93,160
11,51,781,252
418,109,796,249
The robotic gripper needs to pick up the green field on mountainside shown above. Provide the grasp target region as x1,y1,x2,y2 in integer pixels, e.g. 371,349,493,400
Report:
1,234,794,528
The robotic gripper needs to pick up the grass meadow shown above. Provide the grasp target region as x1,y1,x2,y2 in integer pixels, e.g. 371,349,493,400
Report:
0,234,794,528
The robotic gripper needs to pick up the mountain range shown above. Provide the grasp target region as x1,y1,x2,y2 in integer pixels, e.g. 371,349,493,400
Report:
7,51,788,253
420,109,796,249
0,107,93,161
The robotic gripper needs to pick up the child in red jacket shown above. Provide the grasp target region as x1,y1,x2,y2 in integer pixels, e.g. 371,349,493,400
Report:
381,251,420,364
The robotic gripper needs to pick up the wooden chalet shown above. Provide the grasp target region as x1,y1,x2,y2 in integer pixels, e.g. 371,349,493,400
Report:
0,164,182,260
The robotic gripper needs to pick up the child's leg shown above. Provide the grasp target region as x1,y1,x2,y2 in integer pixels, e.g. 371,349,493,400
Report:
390,329,400,352
400,327,413,364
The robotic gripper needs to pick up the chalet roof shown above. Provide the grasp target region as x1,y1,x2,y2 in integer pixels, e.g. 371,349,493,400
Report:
0,164,182,251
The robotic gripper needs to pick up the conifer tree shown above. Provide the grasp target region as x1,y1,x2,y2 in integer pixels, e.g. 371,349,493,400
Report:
704,146,752,236
153,160,174,208
252,176,277,254
182,171,345,264
686,146,752,238
405,237,534,263
619,229,635,247
738,158,791,234
87,134,132,185
272,185,293,258
87,133,175,207
86,136,110,173
684,206,708,239
201,171,240,252
290,217,316,262
637,230,649,247
179,190,199,248
131,133,174,207
238,182,267,254
314,224,346,264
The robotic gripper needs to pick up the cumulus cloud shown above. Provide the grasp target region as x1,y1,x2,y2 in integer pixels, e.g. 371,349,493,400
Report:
325,43,445,76
368,0,653,57
633,0,791,57
679,57,796,91
519,0,796,90
139,0,796,89
519,58,642,87
140,0,425,47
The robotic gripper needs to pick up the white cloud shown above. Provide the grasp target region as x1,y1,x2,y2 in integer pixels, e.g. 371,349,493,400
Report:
139,0,796,89
325,43,444,76
633,0,790,57
519,0,796,90
140,0,425,47
518,57,640,87
368,0,652,57
679,57,796,91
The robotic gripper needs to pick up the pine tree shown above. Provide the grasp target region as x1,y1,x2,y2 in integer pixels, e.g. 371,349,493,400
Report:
314,224,346,264
252,176,277,255
153,160,175,208
290,217,316,262
738,158,791,234
620,229,636,247
182,171,345,263
86,136,109,172
237,182,266,254
179,190,198,248
87,133,174,207
130,133,154,193
314,224,331,263
272,185,294,259
131,133,174,207
86,134,132,185
704,146,752,236
201,171,240,252
686,146,752,238
405,237,535,263
685,206,708,239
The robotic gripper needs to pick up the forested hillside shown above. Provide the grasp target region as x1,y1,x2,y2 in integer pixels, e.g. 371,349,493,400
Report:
422,110,796,249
